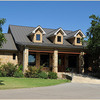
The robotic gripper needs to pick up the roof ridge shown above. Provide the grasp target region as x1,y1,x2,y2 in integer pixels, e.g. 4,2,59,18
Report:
9,24,73,32
9,24,36,28
67,29,80,34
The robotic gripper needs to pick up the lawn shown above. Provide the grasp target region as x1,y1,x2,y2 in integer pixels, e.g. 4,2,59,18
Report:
0,77,70,89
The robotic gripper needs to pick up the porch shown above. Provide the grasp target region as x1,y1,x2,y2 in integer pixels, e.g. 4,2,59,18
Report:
23,48,85,77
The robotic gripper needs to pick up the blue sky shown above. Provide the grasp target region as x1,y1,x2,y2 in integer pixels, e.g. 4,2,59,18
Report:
0,1,100,35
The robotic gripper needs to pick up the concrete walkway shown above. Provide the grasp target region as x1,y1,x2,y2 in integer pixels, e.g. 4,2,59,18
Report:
0,83,100,99
72,75,100,84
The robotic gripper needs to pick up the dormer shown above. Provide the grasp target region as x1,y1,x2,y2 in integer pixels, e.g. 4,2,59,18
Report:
27,25,46,43
47,28,67,44
66,30,85,46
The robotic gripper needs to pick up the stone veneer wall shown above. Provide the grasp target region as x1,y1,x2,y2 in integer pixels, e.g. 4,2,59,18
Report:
0,51,18,65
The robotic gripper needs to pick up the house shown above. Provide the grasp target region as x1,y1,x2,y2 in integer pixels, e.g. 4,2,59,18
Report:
0,25,86,78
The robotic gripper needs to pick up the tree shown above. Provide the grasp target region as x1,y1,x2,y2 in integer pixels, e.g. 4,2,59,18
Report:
0,18,6,47
86,14,100,69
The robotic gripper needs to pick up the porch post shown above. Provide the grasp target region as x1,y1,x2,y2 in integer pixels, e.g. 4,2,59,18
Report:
53,50,58,73
36,52,40,67
79,52,85,73
23,47,29,73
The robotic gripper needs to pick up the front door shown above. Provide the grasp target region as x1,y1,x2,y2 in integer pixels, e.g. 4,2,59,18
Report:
58,55,66,72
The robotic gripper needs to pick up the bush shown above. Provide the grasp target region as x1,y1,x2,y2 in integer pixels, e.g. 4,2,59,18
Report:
0,70,7,77
25,66,42,78
39,72,48,79
48,72,57,79
0,63,17,77
14,71,24,78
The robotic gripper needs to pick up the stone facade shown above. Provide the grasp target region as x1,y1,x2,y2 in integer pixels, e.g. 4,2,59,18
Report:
0,51,18,65
23,48,29,73
52,50,58,73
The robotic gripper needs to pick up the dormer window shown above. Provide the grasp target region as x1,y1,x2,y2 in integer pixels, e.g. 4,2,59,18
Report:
27,25,46,43
47,28,66,44
36,34,40,41
57,36,61,42
77,38,80,43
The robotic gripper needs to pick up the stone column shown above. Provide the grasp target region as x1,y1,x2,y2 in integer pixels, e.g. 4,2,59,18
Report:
79,52,85,73
23,48,29,73
36,52,40,67
52,50,58,73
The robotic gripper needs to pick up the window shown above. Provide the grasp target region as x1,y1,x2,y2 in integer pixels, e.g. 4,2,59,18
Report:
57,36,61,42
28,54,36,66
36,34,40,40
77,38,80,43
13,54,16,60
40,55,49,67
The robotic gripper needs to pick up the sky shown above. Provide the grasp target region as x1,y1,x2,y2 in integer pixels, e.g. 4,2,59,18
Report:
0,1,100,35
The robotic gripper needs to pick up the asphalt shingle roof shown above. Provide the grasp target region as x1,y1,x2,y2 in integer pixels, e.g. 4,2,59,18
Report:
0,34,17,51
65,30,79,39
7,25,85,49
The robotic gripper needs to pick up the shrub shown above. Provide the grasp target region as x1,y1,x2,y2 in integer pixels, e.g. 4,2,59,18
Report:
0,70,7,77
0,63,17,77
39,72,48,79
25,66,42,78
17,64,23,72
14,71,24,78
48,72,57,79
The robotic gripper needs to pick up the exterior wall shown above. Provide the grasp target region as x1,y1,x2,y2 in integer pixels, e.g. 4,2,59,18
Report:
74,33,82,45
32,29,42,43
0,51,18,65
54,31,63,44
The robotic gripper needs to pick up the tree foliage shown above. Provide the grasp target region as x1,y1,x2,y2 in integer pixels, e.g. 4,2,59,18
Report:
86,14,100,68
0,18,6,47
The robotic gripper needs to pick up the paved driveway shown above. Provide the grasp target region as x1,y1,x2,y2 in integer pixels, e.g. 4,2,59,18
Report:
0,83,100,99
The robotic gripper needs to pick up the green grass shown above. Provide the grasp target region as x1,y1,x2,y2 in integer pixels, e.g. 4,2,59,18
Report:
0,77,70,90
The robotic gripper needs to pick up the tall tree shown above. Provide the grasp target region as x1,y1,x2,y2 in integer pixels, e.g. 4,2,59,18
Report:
86,14,100,68
0,18,6,47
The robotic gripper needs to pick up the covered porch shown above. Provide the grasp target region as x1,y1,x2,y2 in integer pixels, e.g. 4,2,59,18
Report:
23,48,85,75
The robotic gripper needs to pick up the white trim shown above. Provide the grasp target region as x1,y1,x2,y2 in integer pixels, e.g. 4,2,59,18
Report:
32,25,46,34
74,30,86,37
54,28,67,36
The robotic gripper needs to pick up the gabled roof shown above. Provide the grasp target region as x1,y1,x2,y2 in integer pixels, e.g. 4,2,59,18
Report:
65,29,86,39
0,34,17,51
47,28,67,38
27,25,46,36
8,25,86,49
74,30,86,37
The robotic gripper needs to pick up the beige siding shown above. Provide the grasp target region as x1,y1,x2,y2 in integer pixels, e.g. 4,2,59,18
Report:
32,29,42,43
54,31,63,44
0,52,18,65
74,33,82,45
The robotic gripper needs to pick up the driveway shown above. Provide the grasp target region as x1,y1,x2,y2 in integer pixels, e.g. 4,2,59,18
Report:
0,83,100,99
